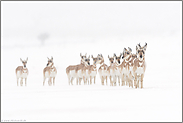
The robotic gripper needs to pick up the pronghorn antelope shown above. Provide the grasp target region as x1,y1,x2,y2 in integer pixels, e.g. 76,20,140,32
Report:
43,57,57,86
98,54,108,85
15,58,28,86
114,53,122,86
133,43,147,88
119,48,131,86
66,53,87,85
124,47,137,88
86,55,101,85
107,55,117,86
78,55,90,85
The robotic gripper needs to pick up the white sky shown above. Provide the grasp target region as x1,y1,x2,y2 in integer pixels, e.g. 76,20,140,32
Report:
1,1,182,41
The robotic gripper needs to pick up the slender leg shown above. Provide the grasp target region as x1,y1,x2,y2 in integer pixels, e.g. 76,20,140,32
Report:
118,76,120,86
102,76,104,85
110,76,112,86
17,78,19,86
76,78,79,85
90,76,92,85
122,74,125,86
71,77,74,85
49,78,52,86
20,78,23,86
43,77,46,86
141,74,144,88
25,78,27,86
79,78,82,85
53,77,55,86
68,76,70,85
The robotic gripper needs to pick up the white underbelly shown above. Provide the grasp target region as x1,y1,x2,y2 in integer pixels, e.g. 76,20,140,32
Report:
99,70,108,76
115,69,121,76
77,70,83,78
136,67,144,75
69,70,77,78
122,68,128,75
16,71,28,78
50,71,56,77
85,70,90,78
110,69,115,77
90,71,97,77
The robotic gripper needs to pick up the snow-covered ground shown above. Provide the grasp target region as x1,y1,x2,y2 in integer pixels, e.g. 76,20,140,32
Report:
1,1,182,122
1,34,182,122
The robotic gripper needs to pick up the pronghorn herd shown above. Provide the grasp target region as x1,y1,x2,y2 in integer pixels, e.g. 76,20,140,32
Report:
15,43,147,89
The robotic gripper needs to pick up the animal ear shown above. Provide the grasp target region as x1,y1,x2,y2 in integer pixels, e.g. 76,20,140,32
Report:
85,53,87,56
26,57,28,61
120,53,122,57
136,45,139,51
80,53,82,57
143,42,147,51
138,43,141,48
108,55,110,58
128,47,132,52
91,55,93,58
47,57,49,60
114,53,116,57
123,48,126,53
88,55,90,58
51,56,53,60
20,58,23,62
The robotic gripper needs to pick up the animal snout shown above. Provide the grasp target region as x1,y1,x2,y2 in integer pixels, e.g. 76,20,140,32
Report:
140,55,142,58
118,61,120,64
47,63,49,66
122,56,124,59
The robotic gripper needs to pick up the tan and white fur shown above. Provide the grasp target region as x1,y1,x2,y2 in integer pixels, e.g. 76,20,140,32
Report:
87,55,101,85
43,57,57,86
78,55,90,85
15,58,28,86
107,55,117,86
133,43,147,88
66,53,87,85
126,47,137,88
119,48,131,86
114,53,122,86
98,54,108,85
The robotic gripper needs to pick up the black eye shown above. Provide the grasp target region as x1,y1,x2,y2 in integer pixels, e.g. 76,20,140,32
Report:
82,56,83,58
85,59,87,61
127,52,129,54
99,58,101,60
138,51,139,53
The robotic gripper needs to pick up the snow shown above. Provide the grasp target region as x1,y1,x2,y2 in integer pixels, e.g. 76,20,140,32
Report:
1,1,182,122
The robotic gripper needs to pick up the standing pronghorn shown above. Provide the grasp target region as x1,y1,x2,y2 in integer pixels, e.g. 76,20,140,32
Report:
98,54,108,85
126,48,137,88
107,55,117,86
43,57,57,86
114,53,122,86
133,43,147,88
119,48,131,86
15,58,28,86
66,53,87,85
87,55,101,85
77,55,90,85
